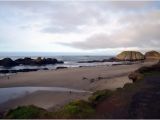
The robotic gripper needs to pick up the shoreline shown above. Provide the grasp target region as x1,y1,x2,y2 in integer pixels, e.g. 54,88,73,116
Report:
0,61,157,113
0,61,155,89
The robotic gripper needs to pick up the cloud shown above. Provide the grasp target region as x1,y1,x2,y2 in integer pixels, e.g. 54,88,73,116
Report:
1,1,157,34
63,9,160,50
40,1,159,33
0,1,160,53
108,1,154,9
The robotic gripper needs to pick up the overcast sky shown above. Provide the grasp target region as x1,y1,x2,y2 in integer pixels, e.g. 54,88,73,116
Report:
0,1,160,55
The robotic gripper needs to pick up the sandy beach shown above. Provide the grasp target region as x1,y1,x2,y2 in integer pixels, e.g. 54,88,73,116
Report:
0,61,157,112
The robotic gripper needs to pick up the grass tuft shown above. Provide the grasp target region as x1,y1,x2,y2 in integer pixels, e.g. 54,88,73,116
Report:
88,89,113,105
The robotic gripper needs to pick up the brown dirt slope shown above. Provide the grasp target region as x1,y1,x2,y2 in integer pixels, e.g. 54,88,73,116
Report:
95,62,160,119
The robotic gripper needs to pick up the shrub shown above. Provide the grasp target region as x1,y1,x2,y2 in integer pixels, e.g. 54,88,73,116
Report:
136,66,151,73
4,105,51,119
88,89,113,105
128,72,144,82
123,83,134,90
53,100,95,119
116,87,123,91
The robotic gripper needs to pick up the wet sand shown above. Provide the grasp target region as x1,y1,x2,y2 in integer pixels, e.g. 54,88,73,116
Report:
0,61,156,112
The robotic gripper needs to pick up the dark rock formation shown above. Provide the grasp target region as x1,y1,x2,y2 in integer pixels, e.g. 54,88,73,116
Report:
116,51,145,61
15,57,34,65
0,58,18,67
145,51,160,60
0,57,64,67
56,67,68,70
0,68,50,74
0,69,39,74
78,57,120,63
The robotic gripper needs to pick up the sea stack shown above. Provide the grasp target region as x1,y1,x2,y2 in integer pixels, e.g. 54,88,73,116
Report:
145,51,160,60
116,51,145,61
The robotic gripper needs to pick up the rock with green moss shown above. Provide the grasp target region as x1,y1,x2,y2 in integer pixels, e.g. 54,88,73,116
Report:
4,105,52,119
53,100,95,119
145,51,160,60
116,51,145,61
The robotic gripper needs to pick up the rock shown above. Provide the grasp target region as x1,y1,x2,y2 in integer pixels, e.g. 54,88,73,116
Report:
15,57,64,66
42,68,49,70
0,69,39,74
15,57,34,65
56,67,68,70
78,60,104,63
43,58,57,64
107,57,121,62
0,70,10,73
78,58,120,63
0,57,64,67
34,57,44,65
116,51,145,61
0,58,18,67
145,51,160,60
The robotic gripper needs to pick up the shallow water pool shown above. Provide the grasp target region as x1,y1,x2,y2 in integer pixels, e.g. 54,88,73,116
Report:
0,86,91,104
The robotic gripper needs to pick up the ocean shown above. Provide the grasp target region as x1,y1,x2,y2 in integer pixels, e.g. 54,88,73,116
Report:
0,52,119,71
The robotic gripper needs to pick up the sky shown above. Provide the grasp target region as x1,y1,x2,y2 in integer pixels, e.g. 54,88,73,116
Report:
0,1,160,55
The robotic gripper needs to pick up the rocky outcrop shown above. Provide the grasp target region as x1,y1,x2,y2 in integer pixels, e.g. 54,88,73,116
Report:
78,58,120,63
56,67,68,70
15,57,34,65
145,51,160,60
0,58,18,67
0,68,49,74
0,57,64,67
116,51,145,61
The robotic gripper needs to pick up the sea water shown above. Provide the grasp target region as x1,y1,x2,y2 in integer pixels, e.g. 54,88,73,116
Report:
0,52,120,71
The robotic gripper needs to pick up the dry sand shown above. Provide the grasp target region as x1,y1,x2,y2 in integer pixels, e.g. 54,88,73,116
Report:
0,61,156,112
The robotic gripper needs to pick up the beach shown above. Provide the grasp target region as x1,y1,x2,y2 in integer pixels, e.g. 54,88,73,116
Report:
0,61,156,112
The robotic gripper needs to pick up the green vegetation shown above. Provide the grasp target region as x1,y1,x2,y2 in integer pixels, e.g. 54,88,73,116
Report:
123,83,139,91
143,71,160,77
88,89,113,105
53,100,95,119
4,105,52,119
3,100,95,119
